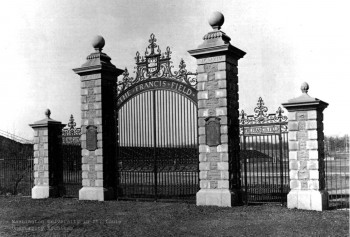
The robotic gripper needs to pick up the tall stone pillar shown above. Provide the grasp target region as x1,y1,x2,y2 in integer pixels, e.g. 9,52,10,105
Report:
282,82,329,211
30,109,65,199
188,12,246,207
73,36,123,201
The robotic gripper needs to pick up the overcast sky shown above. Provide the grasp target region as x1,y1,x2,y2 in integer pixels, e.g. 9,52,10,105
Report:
0,0,349,139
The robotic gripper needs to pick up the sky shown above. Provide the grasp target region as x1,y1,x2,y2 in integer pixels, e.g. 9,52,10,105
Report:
0,0,349,140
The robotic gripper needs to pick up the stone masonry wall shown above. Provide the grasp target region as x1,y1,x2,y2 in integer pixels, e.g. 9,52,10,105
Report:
80,73,104,189
288,110,326,193
197,55,240,197
33,127,49,187
80,73,116,192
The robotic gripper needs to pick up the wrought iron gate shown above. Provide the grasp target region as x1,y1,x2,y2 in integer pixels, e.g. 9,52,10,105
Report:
115,34,199,201
62,115,82,197
240,98,289,204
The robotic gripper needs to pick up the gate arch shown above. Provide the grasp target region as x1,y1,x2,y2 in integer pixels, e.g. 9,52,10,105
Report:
115,34,199,201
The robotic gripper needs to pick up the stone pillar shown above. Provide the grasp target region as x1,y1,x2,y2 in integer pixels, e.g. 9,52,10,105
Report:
73,36,123,201
29,109,65,199
188,12,246,207
282,82,329,211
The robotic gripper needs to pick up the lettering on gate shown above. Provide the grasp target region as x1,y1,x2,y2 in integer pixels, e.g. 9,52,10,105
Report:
244,125,280,135
117,78,197,107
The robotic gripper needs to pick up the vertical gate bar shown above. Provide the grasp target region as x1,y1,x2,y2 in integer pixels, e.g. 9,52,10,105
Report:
263,135,267,199
242,122,248,205
171,92,174,197
153,90,157,200
128,98,132,196
179,93,182,183
132,97,136,196
279,123,283,204
274,134,278,199
267,134,271,196
148,92,152,197
259,135,262,201
190,100,194,195
251,135,255,202
182,96,186,196
248,136,252,201
166,91,169,198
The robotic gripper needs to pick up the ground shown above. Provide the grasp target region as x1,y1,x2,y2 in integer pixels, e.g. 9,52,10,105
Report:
0,196,348,237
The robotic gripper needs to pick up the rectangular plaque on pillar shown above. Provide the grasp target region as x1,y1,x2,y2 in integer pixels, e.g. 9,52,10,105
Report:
205,117,221,147
86,125,97,151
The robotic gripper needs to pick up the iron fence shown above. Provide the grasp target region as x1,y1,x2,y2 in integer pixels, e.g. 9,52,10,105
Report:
325,148,349,208
0,156,34,196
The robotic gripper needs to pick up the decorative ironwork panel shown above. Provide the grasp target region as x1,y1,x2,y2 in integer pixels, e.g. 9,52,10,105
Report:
239,98,289,205
116,34,197,96
62,115,81,145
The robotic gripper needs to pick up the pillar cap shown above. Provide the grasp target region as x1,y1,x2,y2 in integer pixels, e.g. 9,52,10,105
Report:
282,82,328,111
188,11,246,60
208,11,224,30
29,109,65,128
92,35,105,52
73,35,124,77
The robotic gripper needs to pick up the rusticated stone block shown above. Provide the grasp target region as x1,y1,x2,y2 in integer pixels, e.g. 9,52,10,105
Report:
217,162,228,170
200,180,209,189
217,144,228,152
199,171,208,179
288,112,297,121
289,122,299,131
199,145,210,153
307,161,318,170
290,170,298,180
215,89,227,98
290,180,301,189
217,180,229,189
289,141,299,151
290,161,299,170
298,170,309,180
289,151,298,160
309,170,319,180
216,107,227,116
306,140,318,150
306,120,317,130
198,91,209,100
197,73,208,82
307,110,317,120
214,71,226,80
308,181,319,190
220,153,229,162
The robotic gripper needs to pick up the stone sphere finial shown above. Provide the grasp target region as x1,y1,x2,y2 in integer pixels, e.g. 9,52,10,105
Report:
92,35,105,51
301,82,309,93
45,109,51,118
208,11,224,30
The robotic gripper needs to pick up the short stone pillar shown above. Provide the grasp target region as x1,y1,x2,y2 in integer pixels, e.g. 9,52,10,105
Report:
282,82,329,211
29,109,65,199
188,12,246,206
73,36,123,201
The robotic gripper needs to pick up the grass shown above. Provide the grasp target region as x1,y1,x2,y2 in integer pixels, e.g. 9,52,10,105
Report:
0,196,348,237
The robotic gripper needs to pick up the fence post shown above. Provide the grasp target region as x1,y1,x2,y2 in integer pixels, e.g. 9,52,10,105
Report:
282,82,329,211
188,12,246,206
73,36,123,201
29,109,65,199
